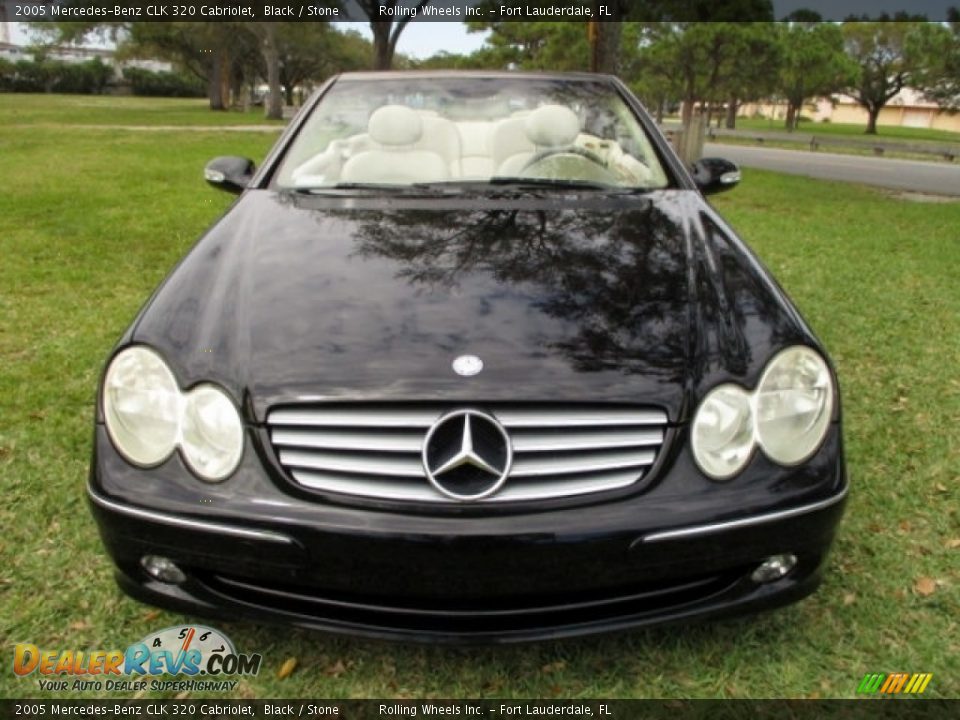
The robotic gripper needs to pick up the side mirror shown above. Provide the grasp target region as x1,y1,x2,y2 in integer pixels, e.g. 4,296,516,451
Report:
691,157,741,195
204,156,256,195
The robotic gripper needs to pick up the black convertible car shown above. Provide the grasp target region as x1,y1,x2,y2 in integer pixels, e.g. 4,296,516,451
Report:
89,71,846,642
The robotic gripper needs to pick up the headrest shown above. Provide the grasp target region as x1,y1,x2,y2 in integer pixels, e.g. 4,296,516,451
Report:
368,105,423,146
524,104,580,147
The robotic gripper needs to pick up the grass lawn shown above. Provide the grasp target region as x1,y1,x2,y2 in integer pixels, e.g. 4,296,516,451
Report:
734,116,960,145
0,93,287,127
1,97,958,700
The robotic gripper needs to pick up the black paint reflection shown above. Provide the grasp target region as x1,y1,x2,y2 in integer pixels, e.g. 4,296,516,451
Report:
317,201,691,378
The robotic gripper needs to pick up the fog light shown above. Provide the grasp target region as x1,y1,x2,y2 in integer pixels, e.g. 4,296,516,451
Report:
751,553,797,584
141,555,187,584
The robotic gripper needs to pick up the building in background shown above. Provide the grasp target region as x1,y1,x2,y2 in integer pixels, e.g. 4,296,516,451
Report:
1,33,174,95
741,89,960,133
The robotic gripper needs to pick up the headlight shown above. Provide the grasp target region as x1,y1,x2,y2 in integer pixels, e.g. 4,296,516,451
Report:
691,346,835,480
103,347,180,466
755,346,834,465
180,384,244,481
102,346,243,481
691,384,754,480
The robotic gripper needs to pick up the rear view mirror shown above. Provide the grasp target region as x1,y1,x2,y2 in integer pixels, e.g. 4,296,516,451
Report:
204,156,256,195
692,157,741,195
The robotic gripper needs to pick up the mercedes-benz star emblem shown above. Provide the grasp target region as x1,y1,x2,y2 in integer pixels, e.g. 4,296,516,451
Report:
452,354,483,377
422,409,512,501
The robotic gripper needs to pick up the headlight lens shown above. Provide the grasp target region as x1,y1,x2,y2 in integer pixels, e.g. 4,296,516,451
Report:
102,346,243,481
180,384,244,481
755,346,834,465
691,384,754,480
692,346,835,480
103,347,180,466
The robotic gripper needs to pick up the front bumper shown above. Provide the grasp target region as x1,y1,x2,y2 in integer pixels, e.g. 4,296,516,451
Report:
88,424,847,643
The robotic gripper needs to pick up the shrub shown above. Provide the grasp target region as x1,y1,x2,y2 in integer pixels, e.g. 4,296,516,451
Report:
0,58,14,91
122,67,205,98
53,57,112,94
0,56,113,94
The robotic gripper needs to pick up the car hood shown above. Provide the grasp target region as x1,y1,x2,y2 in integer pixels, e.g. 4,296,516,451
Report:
129,190,815,424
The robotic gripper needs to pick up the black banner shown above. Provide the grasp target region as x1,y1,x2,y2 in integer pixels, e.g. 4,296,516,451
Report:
2,700,959,720
3,0,959,23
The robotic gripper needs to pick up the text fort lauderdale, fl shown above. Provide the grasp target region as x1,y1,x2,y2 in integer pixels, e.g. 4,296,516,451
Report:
377,4,615,18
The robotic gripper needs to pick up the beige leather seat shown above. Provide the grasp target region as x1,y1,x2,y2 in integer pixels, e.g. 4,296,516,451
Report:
494,104,581,176
341,105,449,184
416,112,462,177
456,121,496,177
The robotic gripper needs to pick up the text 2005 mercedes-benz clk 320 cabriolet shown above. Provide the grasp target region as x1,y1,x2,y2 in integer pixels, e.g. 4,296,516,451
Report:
88,71,846,643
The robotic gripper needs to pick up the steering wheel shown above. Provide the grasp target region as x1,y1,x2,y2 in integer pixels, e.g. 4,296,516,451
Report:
519,145,609,174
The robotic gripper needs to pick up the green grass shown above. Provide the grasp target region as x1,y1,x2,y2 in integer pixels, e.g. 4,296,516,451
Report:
0,93,286,127
2,97,959,701
734,116,960,145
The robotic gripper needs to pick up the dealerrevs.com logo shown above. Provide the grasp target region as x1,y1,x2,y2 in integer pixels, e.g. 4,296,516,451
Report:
13,625,261,692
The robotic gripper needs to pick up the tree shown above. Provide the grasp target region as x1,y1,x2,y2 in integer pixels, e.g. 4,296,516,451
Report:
414,48,506,70
464,21,592,71
778,22,856,130
841,21,933,134
719,22,782,128
248,24,282,119
907,17,960,111
641,23,753,127
277,26,372,103
353,0,432,70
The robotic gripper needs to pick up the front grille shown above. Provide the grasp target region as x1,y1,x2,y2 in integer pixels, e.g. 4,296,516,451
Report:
267,404,668,503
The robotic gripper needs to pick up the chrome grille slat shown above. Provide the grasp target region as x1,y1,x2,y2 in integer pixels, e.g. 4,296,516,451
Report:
511,449,655,477
290,469,643,503
279,449,424,477
269,408,441,428
268,404,666,504
272,428,423,453
511,428,663,452
497,408,667,427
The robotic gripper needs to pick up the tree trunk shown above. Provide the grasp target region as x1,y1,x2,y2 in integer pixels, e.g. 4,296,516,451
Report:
219,50,231,110
865,106,880,134
785,103,797,131
725,96,738,129
262,26,283,120
371,22,393,70
230,64,243,109
656,98,665,124
284,83,294,106
594,10,623,74
680,97,694,128
208,51,224,111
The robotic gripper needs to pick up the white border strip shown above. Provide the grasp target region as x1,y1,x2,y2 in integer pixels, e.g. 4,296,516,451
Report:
87,486,296,545
643,485,848,543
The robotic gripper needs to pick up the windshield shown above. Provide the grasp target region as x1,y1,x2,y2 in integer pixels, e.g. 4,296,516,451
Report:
274,76,671,191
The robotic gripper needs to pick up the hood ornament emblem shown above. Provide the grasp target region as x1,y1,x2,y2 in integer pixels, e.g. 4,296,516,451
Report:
452,354,483,377
422,410,512,501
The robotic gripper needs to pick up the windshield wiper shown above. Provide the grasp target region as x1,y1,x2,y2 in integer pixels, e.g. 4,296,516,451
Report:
488,177,650,194
293,182,463,196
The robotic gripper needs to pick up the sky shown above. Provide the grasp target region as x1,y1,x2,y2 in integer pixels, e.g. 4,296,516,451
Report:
6,21,489,59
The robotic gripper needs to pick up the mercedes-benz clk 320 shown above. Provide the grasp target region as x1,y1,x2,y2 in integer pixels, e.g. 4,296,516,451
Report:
88,71,847,643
